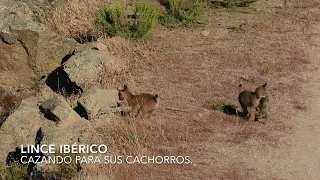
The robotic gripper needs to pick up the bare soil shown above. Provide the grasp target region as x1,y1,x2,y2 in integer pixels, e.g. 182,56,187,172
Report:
118,0,320,179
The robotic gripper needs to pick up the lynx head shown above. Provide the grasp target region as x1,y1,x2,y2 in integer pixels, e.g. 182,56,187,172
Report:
255,81,268,99
118,84,134,101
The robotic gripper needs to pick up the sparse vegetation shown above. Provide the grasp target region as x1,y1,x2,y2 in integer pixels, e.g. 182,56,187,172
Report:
51,153,81,179
159,0,207,28
125,132,147,144
102,118,153,155
91,116,162,179
0,162,29,180
95,1,159,40
263,63,272,74
209,0,257,8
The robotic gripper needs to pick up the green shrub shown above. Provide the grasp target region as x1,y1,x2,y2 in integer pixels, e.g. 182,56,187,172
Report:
210,0,257,8
0,162,29,180
213,102,238,115
95,1,159,40
159,0,207,28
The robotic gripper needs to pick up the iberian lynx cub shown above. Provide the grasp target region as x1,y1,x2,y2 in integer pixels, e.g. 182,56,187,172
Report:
238,82,268,121
118,85,159,118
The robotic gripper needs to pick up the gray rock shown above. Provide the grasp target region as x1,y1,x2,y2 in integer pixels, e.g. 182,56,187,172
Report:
77,88,119,120
64,49,116,89
0,96,93,164
200,30,210,37
39,95,83,128
10,20,79,75
0,20,79,88
0,27,17,44
0,0,34,30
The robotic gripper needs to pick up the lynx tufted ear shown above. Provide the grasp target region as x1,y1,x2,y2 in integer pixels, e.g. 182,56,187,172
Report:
118,84,128,91
262,80,268,88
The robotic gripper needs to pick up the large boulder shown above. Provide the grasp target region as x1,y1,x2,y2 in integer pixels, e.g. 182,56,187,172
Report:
0,36,36,88
64,50,108,89
0,20,79,88
63,49,125,90
77,88,119,120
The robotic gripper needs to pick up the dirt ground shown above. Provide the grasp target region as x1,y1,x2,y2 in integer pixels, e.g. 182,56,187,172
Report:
118,0,320,179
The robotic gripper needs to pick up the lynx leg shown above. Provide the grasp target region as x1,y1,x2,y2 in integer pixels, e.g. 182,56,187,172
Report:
241,104,248,117
135,106,145,119
248,107,256,121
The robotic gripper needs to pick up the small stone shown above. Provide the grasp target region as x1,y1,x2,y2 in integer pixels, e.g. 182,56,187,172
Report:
200,30,210,37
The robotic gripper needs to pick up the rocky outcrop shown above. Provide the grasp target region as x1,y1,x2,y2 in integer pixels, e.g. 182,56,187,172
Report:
0,94,93,164
0,0,128,169
0,20,79,88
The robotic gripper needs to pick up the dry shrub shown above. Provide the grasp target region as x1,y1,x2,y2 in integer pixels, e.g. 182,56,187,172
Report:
90,37,132,89
0,93,27,118
96,36,133,58
0,93,29,127
93,36,151,89
209,0,257,8
45,0,107,40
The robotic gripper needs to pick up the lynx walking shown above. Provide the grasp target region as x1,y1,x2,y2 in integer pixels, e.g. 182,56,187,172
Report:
118,85,159,118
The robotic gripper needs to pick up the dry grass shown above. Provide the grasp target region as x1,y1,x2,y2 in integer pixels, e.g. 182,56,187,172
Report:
43,0,108,40
94,36,154,89
71,114,165,179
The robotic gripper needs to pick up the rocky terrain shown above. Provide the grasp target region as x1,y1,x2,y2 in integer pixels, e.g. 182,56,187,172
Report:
0,0,128,175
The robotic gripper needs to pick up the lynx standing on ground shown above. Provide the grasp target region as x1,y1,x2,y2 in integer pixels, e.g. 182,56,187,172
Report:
118,85,159,118
238,81,268,121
